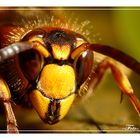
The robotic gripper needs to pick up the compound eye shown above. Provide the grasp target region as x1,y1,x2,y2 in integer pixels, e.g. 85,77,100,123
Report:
17,29,46,81
75,50,93,87
19,49,42,81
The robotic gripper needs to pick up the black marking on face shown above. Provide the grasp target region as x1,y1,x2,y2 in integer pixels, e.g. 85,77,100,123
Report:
44,99,60,124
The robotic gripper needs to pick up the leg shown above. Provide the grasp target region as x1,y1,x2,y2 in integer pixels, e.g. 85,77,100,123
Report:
0,77,18,133
82,58,140,116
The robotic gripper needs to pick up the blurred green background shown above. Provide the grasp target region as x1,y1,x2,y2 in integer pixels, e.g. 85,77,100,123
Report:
0,7,140,133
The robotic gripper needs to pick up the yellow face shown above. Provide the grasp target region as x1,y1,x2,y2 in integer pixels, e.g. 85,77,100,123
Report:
38,64,76,99
29,64,76,124
21,28,91,124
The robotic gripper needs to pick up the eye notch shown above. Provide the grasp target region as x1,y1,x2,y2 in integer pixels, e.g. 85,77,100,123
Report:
71,43,89,60
21,29,50,58
29,37,50,58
